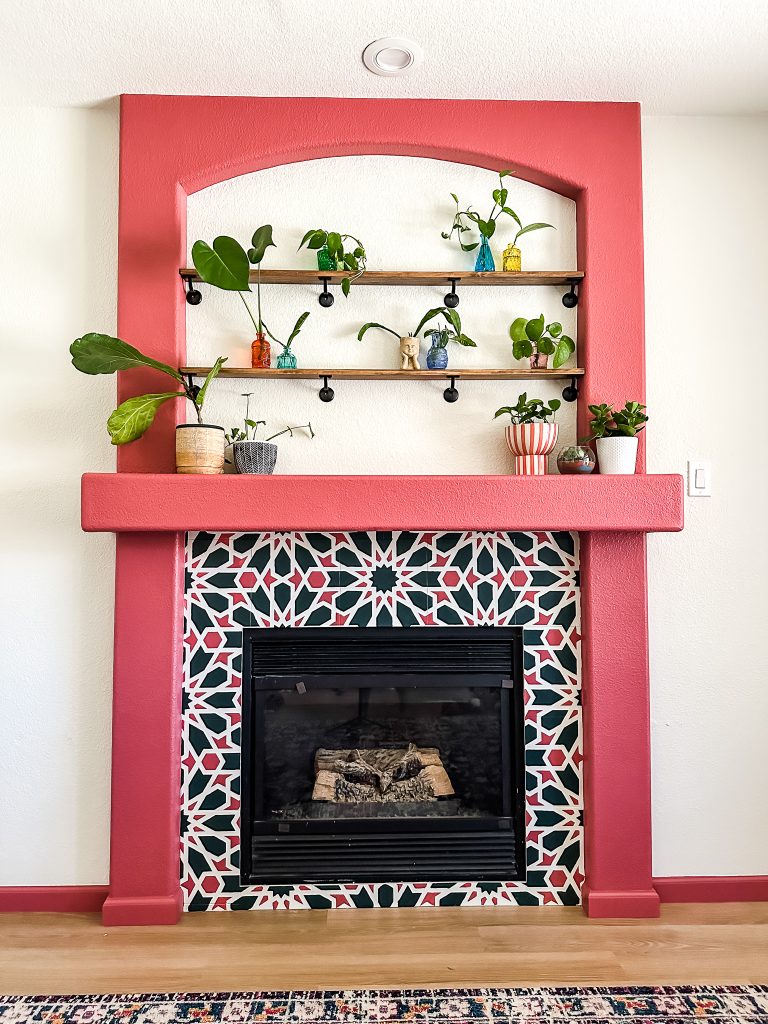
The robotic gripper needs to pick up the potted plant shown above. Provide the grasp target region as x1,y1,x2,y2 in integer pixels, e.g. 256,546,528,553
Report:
493,393,561,475
510,315,575,370
587,401,648,475
441,170,554,272
298,229,367,296
70,333,227,474
358,306,475,370
271,312,311,369
225,394,315,474
191,225,277,367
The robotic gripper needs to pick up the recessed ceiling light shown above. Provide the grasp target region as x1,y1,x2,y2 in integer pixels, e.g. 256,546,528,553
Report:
362,37,423,77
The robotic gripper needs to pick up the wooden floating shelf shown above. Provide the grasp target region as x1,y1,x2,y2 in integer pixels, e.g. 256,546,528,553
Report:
180,367,586,381
179,269,584,287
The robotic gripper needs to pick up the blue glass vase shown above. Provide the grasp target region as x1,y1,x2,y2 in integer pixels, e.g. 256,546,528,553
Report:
276,349,297,370
474,234,495,272
426,331,449,370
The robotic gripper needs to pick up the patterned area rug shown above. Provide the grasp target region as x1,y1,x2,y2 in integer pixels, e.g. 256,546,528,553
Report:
1,988,768,1022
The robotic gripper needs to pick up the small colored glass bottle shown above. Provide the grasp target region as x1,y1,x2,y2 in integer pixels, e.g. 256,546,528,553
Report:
502,243,522,271
316,244,338,271
474,234,495,272
276,348,297,370
251,331,271,369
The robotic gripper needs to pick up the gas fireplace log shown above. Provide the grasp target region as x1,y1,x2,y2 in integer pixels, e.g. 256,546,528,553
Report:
312,744,455,802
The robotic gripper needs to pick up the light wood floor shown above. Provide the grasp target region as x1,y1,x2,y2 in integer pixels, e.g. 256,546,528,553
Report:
1,904,768,995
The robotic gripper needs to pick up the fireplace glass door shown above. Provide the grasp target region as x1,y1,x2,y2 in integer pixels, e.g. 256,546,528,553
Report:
241,626,525,883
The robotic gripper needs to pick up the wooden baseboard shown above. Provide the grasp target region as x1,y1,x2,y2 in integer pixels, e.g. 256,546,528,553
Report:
654,875,768,903
0,885,108,913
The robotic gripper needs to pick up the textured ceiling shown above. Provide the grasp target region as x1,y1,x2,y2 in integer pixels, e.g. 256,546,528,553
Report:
1,0,767,114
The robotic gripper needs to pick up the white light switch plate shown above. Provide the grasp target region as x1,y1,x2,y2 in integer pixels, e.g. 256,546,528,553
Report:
687,460,712,497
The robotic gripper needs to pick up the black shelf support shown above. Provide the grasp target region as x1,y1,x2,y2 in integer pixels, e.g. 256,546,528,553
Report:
443,376,460,403
183,275,203,306
444,278,460,308
562,281,579,308
318,278,334,308
318,375,335,402
561,376,579,402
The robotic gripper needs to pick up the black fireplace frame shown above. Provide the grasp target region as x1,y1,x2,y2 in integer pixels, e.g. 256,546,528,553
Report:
240,625,526,884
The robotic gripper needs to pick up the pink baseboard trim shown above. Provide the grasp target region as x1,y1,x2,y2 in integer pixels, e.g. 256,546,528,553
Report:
654,875,768,903
0,885,108,913
582,885,661,918
101,892,183,926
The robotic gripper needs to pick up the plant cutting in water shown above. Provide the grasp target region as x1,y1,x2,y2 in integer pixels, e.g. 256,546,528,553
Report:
357,306,475,347
70,333,226,444
268,311,311,369
441,170,554,266
298,229,367,296
586,401,648,439
191,225,276,335
509,314,575,369
494,393,561,425
224,393,315,446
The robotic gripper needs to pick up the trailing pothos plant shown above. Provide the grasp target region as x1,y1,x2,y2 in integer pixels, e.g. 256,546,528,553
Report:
298,229,367,296
70,333,226,444
224,394,315,446
494,393,561,425
510,315,575,369
192,225,294,340
442,169,554,252
587,401,648,439
357,306,475,347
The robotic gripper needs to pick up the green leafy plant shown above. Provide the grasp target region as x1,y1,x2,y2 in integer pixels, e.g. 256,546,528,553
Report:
494,392,561,425
357,306,475,347
587,402,648,439
192,225,275,334
224,394,315,446
298,229,367,297
70,333,226,444
509,315,575,369
442,170,554,251
268,311,311,355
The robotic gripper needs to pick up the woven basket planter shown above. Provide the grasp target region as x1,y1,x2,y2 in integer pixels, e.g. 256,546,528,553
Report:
175,424,225,475
504,422,559,476
232,440,278,475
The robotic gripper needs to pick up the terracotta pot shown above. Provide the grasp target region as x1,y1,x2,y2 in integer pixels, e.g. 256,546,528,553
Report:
504,421,559,475
175,424,225,475
596,435,639,475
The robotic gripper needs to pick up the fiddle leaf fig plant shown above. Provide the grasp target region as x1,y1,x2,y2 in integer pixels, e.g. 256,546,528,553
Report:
70,333,226,444
494,392,561,425
298,229,367,296
442,170,555,251
357,306,476,347
509,315,575,369
587,401,648,439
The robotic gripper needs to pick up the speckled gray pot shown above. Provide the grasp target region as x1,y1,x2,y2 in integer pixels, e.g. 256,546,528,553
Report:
232,440,278,475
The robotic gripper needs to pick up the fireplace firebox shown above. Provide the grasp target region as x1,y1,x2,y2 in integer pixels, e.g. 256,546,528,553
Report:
240,626,526,884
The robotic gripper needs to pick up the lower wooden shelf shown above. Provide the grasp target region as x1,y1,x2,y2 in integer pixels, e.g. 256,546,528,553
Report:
180,367,585,381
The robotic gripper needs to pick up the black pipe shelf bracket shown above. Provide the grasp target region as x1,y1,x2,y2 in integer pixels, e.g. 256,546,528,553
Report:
443,376,460,403
318,278,334,308
318,375,335,402
562,281,579,308
561,376,579,402
444,278,460,308
183,274,203,306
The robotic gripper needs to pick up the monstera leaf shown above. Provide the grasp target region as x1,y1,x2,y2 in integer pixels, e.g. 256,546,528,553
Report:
192,235,251,291
106,392,184,445
70,334,182,381
247,225,276,265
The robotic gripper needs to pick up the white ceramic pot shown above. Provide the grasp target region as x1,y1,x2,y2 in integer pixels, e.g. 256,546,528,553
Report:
504,422,559,475
596,435,639,475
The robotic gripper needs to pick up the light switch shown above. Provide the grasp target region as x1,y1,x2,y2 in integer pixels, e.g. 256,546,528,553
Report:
688,460,712,497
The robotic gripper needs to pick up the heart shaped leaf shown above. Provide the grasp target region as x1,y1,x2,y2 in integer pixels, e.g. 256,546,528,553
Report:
553,335,575,369
249,225,276,265
192,236,250,291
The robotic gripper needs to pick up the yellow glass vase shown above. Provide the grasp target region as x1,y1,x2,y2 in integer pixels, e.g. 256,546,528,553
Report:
502,243,522,271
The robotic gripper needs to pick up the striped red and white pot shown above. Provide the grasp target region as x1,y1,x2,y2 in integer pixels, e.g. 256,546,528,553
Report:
504,421,559,475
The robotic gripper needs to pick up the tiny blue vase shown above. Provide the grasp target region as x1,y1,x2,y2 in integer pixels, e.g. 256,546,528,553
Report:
474,234,495,272
276,349,297,370
426,332,449,370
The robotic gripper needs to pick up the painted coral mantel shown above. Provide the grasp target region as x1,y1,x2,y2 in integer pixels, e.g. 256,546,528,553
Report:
88,93,683,926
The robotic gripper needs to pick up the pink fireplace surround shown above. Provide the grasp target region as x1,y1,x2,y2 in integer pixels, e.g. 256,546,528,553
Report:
83,95,684,925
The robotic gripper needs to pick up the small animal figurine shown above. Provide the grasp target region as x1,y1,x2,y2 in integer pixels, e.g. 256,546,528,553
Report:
399,335,420,371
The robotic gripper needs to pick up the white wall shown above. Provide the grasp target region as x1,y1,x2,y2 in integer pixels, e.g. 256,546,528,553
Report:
644,115,768,875
187,158,578,473
1,107,766,885
0,105,118,884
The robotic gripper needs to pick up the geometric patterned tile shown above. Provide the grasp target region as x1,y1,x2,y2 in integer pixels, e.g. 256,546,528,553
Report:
182,530,583,911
